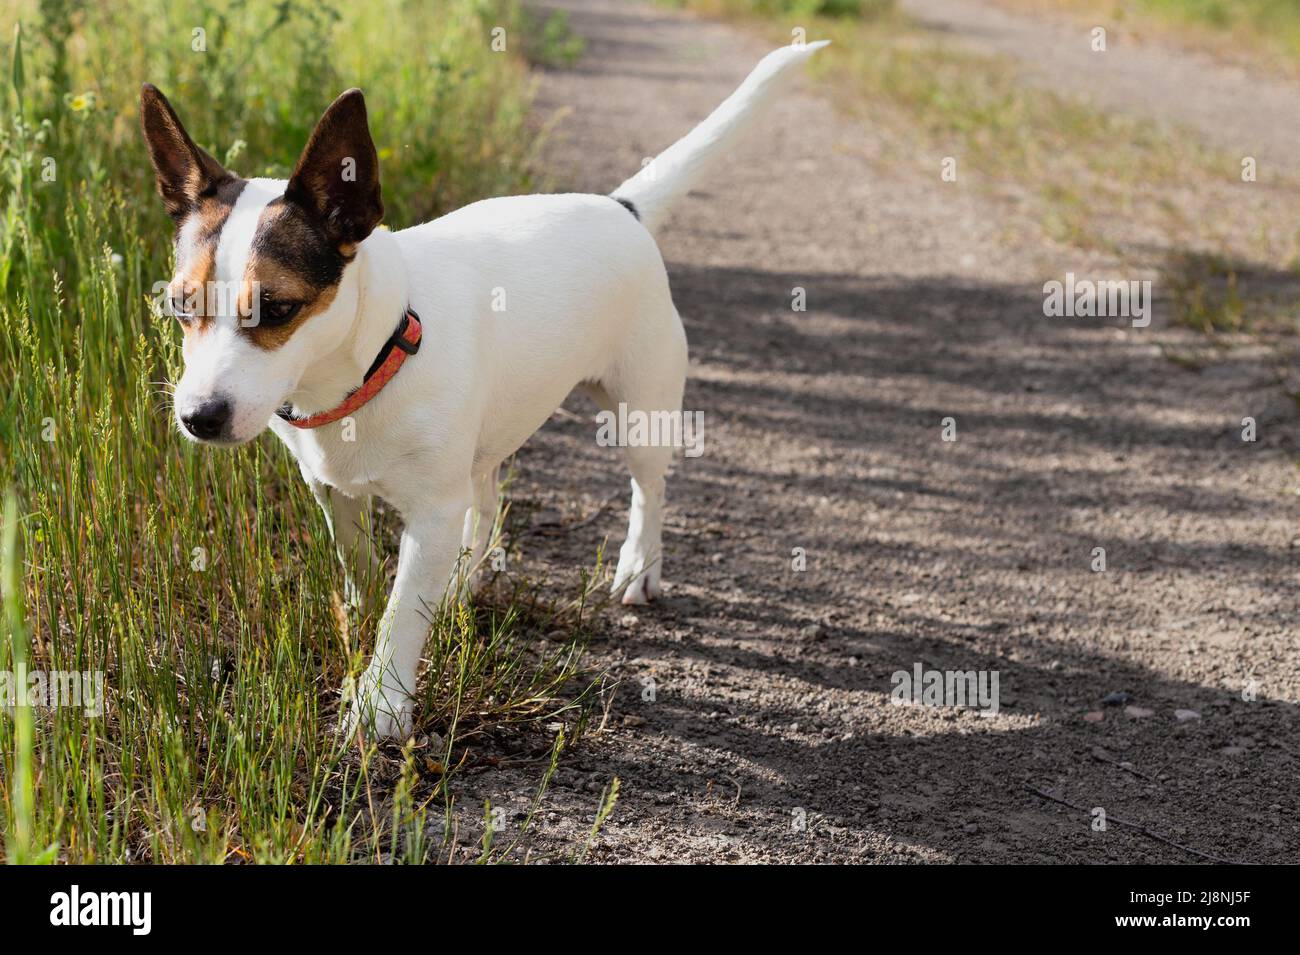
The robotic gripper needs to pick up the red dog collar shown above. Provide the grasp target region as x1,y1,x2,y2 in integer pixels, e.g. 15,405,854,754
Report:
277,309,422,429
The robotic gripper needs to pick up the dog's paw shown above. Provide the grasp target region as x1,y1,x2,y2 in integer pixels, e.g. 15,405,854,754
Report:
340,675,414,743
618,574,656,605
612,544,662,605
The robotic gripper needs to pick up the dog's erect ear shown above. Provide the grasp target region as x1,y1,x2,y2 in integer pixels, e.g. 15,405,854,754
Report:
140,84,229,220
284,89,383,250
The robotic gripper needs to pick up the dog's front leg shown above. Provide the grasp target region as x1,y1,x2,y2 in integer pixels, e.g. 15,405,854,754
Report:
309,481,381,615
342,491,470,741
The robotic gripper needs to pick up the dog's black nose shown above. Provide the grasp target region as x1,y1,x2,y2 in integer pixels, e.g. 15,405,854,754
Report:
181,398,232,440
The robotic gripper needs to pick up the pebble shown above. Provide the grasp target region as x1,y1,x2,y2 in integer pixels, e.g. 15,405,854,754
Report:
1124,705,1154,718
1083,711,1105,723
1101,691,1131,706
531,508,563,527
1174,709,1201,722
619,613,640,628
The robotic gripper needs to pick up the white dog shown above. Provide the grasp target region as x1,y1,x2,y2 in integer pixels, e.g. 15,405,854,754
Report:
142,40,827,739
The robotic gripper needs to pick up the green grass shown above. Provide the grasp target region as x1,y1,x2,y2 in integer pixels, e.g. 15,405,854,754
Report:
1166,253,1247,335
0,0,611,864
1140,0,1294,31
522,7,586,67
1004,1,1300,69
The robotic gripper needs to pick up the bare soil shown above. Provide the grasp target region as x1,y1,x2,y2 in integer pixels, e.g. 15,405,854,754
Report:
447,0,1300,863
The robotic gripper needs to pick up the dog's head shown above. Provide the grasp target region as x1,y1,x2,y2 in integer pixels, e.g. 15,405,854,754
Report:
141,85,383,445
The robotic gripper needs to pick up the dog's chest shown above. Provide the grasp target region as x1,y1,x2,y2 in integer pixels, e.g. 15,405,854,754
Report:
279,425,392,500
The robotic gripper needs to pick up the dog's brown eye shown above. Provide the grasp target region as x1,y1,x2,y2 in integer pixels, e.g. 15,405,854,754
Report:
258,298,302,327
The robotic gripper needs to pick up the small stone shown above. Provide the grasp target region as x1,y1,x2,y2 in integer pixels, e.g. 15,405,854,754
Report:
799,624,824,640
1125,705,1154,718
531,508,563,527
962,822,979,834
623,714,646,728
1220,746,1246,756
1101,691,1131,706
412,731,445,751
619,613,640,628
1083,711,1105,723
1174,709,1201,722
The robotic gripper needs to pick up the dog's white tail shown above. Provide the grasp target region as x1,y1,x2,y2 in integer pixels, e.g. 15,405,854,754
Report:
612,40,829,233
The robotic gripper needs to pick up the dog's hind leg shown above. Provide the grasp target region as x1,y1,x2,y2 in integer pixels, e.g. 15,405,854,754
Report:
458,462,501,597
309,480,381,615
612,442,672,605
602,308,688,605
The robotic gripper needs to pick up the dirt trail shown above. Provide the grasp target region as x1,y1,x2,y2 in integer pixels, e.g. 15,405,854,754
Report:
450,0,1300,862
903,0,1300,172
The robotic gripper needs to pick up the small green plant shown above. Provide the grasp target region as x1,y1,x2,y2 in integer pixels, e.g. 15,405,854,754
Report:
1166,254,1248,334
574,776,619,863
524,9,586,68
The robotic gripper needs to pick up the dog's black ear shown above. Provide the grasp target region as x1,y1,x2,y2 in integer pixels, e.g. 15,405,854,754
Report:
284,89,383,251
140,84,228,220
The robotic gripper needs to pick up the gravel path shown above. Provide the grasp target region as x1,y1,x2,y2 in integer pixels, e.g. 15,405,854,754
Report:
451,0,1300,863
903,0,1300,173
